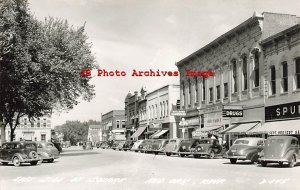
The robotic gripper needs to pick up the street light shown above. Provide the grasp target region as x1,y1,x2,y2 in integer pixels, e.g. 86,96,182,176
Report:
179,118,188,139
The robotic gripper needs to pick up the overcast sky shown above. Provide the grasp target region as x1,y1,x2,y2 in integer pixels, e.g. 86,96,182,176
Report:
28,0,300,127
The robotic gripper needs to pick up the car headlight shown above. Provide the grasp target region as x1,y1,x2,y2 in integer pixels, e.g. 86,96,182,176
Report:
182,146,186,150
197,147,202,151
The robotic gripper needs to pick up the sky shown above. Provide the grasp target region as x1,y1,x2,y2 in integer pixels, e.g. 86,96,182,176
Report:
28,0,300,127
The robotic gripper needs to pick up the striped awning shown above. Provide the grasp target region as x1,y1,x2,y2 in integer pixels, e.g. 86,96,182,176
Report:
130,126,147,138
151,130,169,139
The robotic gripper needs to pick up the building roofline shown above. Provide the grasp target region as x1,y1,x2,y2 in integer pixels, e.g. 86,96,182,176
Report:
146,84,180,97
260,24,300,45
176,15,263,67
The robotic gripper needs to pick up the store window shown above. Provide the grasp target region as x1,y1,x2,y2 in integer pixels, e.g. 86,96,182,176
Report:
270,66,276,95
254,51,260,87
41,134,46,141
281,62,288,92
295,58,300,89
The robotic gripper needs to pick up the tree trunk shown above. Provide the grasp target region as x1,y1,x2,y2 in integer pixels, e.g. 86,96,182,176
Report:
9,122,14,142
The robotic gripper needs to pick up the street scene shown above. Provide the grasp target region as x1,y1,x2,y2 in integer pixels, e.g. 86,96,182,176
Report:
1,147,299,190
1,0,300,190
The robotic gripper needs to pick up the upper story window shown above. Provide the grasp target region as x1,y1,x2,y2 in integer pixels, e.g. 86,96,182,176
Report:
231,59,237,93
116,120,120,128
270,66,276,95
242,56,248,90
295,58,300,89
216,85,220,100
224,83,228,98
195,77,198,103
254,51,260,87
209,87,213,103
281,62,288,92
121,120,126,128
188,80,191,105
202,78,206,101
182,82,185,106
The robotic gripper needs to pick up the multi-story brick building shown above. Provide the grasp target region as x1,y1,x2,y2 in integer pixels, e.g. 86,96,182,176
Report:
145,84,180,139
101,110,126,141
124,91,139,139
175,12,300,144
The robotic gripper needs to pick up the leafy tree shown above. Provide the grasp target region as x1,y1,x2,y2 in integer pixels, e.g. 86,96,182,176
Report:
55,120,101,145
0,0,97,143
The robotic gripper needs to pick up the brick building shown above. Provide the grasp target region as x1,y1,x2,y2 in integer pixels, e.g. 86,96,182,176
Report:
175,12,300,144
101,110,126,141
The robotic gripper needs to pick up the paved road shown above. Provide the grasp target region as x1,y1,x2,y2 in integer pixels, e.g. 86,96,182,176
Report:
0,146,299,190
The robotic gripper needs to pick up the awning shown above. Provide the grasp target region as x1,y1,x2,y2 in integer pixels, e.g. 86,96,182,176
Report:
247,119,300,135
197,126,223,132
151,130,169,139
224,122,260,134
219,124,239,134
192,126,223,137
149,130,161,138
130,126,147,138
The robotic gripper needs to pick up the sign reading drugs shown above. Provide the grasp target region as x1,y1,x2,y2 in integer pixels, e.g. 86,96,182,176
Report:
222,105,243,117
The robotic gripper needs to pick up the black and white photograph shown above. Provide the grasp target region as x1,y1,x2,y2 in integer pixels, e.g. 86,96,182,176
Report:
0,0,300,190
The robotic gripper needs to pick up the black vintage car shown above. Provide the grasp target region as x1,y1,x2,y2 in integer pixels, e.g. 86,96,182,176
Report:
138,139,153,153
192,138,223,159
122,140,135,151
151,139,169,155
259,136,300,168
0,141,40,167
224,137,265,164
177,139,202,157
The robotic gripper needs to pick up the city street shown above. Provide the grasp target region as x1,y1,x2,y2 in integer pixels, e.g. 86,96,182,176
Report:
0,147,299,190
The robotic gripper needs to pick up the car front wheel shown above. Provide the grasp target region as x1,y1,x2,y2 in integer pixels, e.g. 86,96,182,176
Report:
261,161,267,167
288,156,296,168
208,150,215,159
30,161,38,166
230,158,237,164
13,157,21,167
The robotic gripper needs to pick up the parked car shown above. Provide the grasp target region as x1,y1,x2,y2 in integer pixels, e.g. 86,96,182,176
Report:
151,139,169,155
224,137,265,164
177,139,202,157
100,141,109,149
131,140,144,152
116,141,126,151
192,138,223,159
0,141,40,167
259,136,300,168
123,140,135,151
164,139,183,156
36,141,60,163
83,141,93,150
138,139,153,153
111,141,120,150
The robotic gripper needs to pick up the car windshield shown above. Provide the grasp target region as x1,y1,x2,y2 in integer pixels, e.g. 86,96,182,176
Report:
234,140,249,145
268,139,284,144
199,140,211,144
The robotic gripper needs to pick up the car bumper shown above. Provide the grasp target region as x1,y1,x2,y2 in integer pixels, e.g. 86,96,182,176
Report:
193,152,209,156
259,158,289,163
177,151,192,155
226,155,247,160
21,158,40,163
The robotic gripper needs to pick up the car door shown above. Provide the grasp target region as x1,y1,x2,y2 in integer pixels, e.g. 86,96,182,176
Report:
2,144,13,161
291,139,300,162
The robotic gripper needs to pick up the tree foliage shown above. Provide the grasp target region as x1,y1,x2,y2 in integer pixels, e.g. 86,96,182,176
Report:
0,0,97,142
55,120,101,145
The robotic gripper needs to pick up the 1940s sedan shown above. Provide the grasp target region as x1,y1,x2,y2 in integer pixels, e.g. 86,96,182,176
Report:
164,139,183,156
192,138,223,159
259,136,300,168
36,141,60,163
177,139,201,157
151,139,169,155
224,137,265,164
0,141,40,167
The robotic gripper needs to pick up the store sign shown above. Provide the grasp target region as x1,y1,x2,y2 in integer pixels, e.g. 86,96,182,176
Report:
186,117,200,125
204,112,223,127
171,110,186,116
222,105,243,117
265,101,300,121
268,130,300,136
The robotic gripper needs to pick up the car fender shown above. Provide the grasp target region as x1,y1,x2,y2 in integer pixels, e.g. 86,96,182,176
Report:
12,153,25,162
244,149,257,160
283,150,296,162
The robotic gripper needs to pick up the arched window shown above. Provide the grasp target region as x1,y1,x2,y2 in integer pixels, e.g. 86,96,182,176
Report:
194,77,198,103
231,59,238,93
253,51,260,87
242,55,248,90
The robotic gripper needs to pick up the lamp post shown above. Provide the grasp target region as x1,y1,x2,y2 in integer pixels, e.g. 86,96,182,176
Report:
179,118,188,139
